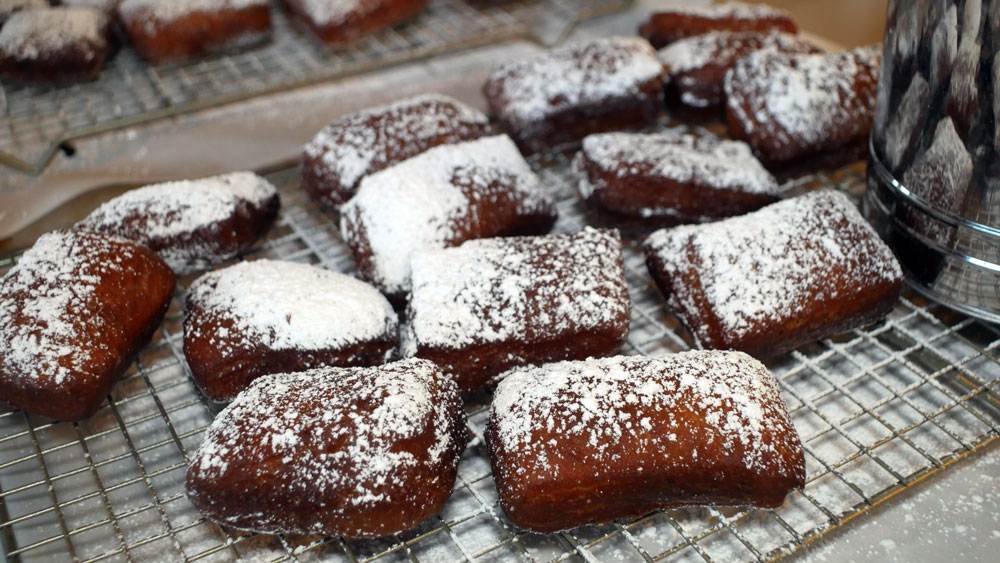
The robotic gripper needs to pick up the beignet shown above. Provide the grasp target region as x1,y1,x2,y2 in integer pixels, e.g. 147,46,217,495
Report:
657,31,821,116
573,132,779,231
184,259,398,401
185,358,466,538
302,94,490,209
488,351,806,533
639,2,797,49
339,134,557,302
482,37,663,155
77,171,280,276
643,190,903,359
724,46,881,168
0,230,175,421
0,6,113,85
284,0,428,45
117,0,271,65
403,227,630,395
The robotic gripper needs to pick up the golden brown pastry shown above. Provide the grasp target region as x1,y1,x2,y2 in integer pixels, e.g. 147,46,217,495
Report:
77,171,280,276
339,134,557,302
0,6,113,85
639,2,797,49
724,46,881,168
185,358,467,537
301,94,490,210
284,0,428,45
488,351,806,533
184,259,398,401
403,227,630,394
574,131,780,231
0,230,176,421
117,0,271,65
482,37,664,155
643,190,904,359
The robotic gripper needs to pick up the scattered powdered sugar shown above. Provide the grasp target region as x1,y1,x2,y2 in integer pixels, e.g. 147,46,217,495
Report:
490,351,803,483
644,190,903,343
302,94,489,205
0,0,47,16
725,46,880,157
484,36,662,126
186,259,397,355
655,1,792,21
340,134,554,297
0,231,134,387
0,7,108,61
292,0,369,26
78,171,277,274
118,0,268,23
577,131,778,196
186,359,462,535
403,227,628,354
657,31,815,76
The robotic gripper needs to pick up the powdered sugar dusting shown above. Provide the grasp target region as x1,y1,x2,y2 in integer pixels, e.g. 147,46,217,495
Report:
578,132,778,198
302,94,489,206
186,259,397,355
0,0,47,16
186,358,464,536
293,0,367,26
118,0,268,23
484,36,662,127
490,351,803,485
725,46,880,159
644,190,903,343
403,227,628,354
0,7,107,61
0,231,135,387
656,1,791,21
78,171,277,274
340,134,555,297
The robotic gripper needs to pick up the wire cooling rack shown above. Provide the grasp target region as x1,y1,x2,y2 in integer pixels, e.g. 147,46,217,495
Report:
1,123,999,563
0,0,631,174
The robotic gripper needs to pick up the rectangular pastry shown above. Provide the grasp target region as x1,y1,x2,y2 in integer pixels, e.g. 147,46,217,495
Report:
639,2,797,49
724,46,881,168
185,359,466,537
403,227,630,394
302,94,490,209
284,0,429,45
488,351,806,533
657,31,821,117
482,37,664,155
0,230,176,421
643,190,904,359
118,0,271,65
0,6,113,85
184,260,398,401
574,131,780,231
339,134,557,302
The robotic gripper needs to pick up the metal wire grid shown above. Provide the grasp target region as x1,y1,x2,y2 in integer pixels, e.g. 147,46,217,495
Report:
0,0,632,174
0,132,999,563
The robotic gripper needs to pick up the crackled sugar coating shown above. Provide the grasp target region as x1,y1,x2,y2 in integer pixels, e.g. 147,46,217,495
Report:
302,94,490,208
488,351,806,533
644,190,903,358
483,36,663,153
639,2,797,48
340,134,557,300
78,171,279,275
184,259,398,400
724,46,881,166
404,227,630,393
0,7,109,61
185,359,467,538
575,131,779,227
0,230,175,421
658,31,821,110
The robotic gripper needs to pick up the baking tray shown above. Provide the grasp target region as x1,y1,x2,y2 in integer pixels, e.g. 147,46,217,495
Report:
0,121,999,562
0,0,633,175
